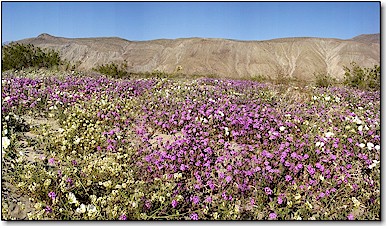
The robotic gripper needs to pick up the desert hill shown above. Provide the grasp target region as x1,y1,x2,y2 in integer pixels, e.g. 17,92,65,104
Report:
16,33,380,80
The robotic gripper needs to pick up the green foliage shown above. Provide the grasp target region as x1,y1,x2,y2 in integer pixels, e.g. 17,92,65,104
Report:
314,73,335,88
151,70,169,78
2,43,62,71
93,62,128,78
343,62,380,91
252,74,268,83
63,60,81,72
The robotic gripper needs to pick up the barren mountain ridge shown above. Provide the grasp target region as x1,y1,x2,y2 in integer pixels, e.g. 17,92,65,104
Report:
17,33,380,80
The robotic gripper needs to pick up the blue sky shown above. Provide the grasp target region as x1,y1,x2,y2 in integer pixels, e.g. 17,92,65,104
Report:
1,1,380,42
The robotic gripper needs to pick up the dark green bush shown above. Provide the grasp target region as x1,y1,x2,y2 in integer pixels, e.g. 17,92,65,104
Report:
93,62,128,78
252,74,268,83
314,73,335,88
343,62,380,91
2,43,62,71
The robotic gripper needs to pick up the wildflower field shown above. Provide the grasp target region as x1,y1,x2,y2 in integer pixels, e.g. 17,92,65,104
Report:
1,72,380,220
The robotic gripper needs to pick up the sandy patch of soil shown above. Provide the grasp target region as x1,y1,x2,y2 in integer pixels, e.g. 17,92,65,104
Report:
2,116,60,220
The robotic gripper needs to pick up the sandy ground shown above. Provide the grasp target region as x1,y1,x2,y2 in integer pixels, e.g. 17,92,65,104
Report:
2,116,59,220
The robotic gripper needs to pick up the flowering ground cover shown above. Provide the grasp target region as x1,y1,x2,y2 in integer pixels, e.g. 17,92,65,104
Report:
1,72,380,220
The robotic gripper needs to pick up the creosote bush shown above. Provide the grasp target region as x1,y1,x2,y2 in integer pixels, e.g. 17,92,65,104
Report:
93,62,128,78
343,62,380,91
314,73,336,88
2,43,62,71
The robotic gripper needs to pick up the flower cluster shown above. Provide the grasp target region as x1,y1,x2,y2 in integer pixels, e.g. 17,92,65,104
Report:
1,73,380,220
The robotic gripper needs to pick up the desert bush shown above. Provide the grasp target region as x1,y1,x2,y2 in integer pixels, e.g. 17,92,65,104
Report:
251,74,268,83
343,62,380,91
93,62,128,78
151,70,170,78
2,43,62,71
314,73,335,88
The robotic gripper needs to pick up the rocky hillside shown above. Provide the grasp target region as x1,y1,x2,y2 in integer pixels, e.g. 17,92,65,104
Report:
16,33,380,80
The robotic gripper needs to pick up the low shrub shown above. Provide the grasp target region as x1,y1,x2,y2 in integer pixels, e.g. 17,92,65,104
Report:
314,73,335,88
93,62,128,78
343,62,380,91
2,43,62,71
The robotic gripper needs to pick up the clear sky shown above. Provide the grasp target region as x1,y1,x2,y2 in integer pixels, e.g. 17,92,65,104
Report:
1,1,381,42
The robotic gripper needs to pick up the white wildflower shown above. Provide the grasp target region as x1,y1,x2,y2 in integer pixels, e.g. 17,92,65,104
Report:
358,143,365,148
315,141,324,148
2,136,11,150
87,204,97,216
224,127,230,136
68,192,78,204
355,118,362,125
324,96,330,101
351,197,361,208
367,142,374,150
358,125,363,132
325,132,334,138
279,126,286,132
74,137,81,145
43,179,51,187
368,160,380,169
76,204,86,214
374,145,380,151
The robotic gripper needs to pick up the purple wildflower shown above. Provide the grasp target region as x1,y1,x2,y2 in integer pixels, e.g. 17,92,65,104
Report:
172,199,178,208
48,158,55,165
107,144,115,151
269,212,277,220
347,213,354,220
191,196,200,205
66,178,73,185
264,187,273,195
45,206,52,213
205,196,212,203
190,213,199,220
277,196,283,204
285,175,292,182
222,192,228,200
119,214,127,220
144,200,151,209
48,191,56,200
207,180,215,190
225,176,232,183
